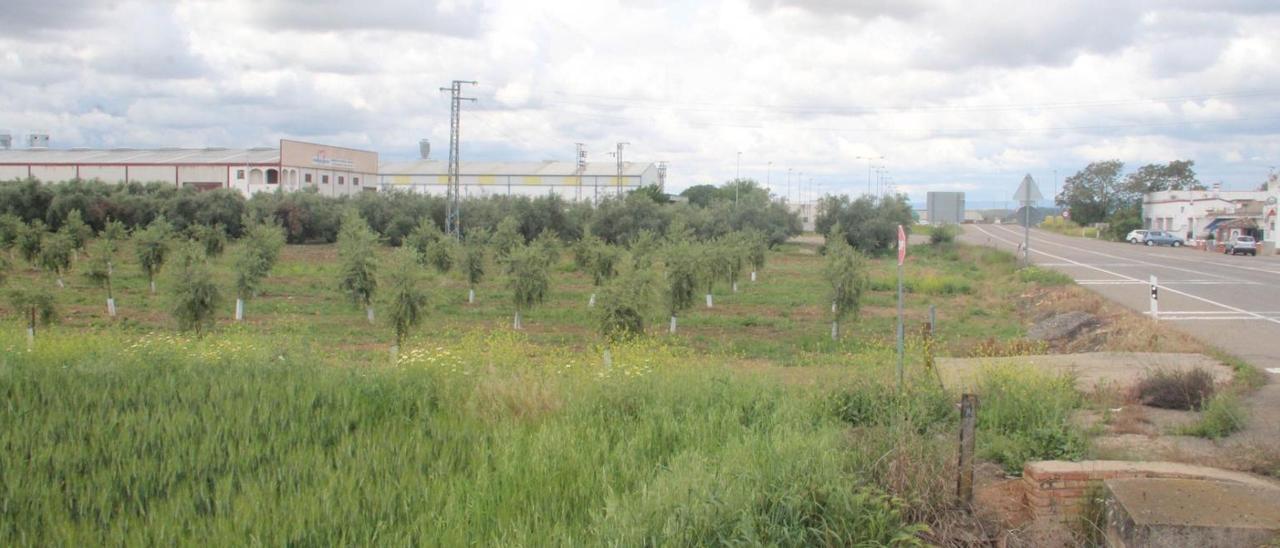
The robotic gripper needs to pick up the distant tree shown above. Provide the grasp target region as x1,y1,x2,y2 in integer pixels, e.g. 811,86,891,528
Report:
188,223,227,258
824,234,868,341
680,184,721,208
8,286,56,346
425,237,456,273
134,217,172,294
100,219,127,276
505,244,549,330
630,184,670,204
405,217,443,263
663,241,700,334
1123,160,1203,195
532,228,561,266
166,242,221,336
628,229,661,270
587,242,621,307
491,216,523,260
1056,160,1126,225
0,213,23,260
382,247,429,352
745,229,767,282
83,239,117,317
596,266,656,364
815,194,913,255
39,232,73,288
16,219,45,266
232,222,286,321
337,210,380,323
573,233,602,271
462,243,486,304
60,209,92,259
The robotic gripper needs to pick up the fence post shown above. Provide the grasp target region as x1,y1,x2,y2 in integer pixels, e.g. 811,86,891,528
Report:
957,393,978,508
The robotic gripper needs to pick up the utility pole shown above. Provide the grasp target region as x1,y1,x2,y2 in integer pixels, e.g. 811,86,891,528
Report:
575,143,587,203
608,142,629,197
440,79,477,238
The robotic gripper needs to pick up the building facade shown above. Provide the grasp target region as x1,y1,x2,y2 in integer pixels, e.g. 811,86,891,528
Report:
1141,188,1267,239
0,139,378,198
377,160,658,202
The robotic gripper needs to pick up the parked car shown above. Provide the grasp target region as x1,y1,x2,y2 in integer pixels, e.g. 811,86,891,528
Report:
1126,229,1149,244
1143,231,1185,247
1224,235,1258,256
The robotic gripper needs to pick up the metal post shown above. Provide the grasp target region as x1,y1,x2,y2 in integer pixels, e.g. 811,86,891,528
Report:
957,394,978,507
1023,200,1031,266
1150,275,1159,320
897,260,905,391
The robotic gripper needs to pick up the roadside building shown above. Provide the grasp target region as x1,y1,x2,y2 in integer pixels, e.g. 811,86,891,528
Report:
1141,187,1267,240
377,160,658,202
0,137,378,197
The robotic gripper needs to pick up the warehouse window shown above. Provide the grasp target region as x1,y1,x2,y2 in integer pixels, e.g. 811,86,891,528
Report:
322,175,329,184
304,173,312,183
267,169,278,184
338,176,345,185
236,169,245,180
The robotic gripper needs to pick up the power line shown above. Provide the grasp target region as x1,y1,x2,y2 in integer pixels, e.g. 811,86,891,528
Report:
440,79,477,238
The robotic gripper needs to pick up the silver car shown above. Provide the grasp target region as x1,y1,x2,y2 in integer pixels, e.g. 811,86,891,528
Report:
1143,230,1185,247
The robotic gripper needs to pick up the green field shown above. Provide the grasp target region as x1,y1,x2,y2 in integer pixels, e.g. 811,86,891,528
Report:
0,237,1088,545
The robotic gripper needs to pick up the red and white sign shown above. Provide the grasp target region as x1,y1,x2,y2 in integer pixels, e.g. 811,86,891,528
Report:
1063,208,1070,220
897,224,907,265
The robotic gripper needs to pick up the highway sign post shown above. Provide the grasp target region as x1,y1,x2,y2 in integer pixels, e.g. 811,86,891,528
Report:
897,224,906,392
1013,174,1043,267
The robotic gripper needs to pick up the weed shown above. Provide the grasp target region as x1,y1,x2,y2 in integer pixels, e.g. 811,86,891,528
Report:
1133,368,1215,410
1018,266,1074,286
1178,392,1246,439
975,365,1087,474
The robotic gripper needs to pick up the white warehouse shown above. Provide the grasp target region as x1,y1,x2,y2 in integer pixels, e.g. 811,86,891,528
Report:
378,160,660,202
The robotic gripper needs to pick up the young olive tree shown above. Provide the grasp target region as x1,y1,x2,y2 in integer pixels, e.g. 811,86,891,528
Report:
134,218,172,294
232,222,286,321
724,236,745,293
167,242,221,336
587,242,621,308
406,218,443,264
337,210,380,323
60,209,92,260
532,228,562,266
596,266,655,366
505,243,550,330
16,219,45,266
188,223,228,258
8,287,56,347
425,237,456,273
701,241,728,308
491,216,523,260
573,233,602,271
462,244,485,304
0,213,23,261
628,229,661,270
823,235,868,341
39,232,73,289
745,229,767,282
100,219,128,276
663,241,700,334
383,247,429,355
83,239,118,317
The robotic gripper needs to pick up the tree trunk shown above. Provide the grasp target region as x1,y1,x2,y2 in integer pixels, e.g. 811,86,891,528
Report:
107,298,116,317
366,306,375,324
149,279,156,294
751,271,757,282
732,281,738,293
468,288,475,304
603,347,613,368
588,293,596,307
514,310,522,330
26,307,35,348
235,298,244,321
669,315,678,334
831,320,839,341
705,293,713,308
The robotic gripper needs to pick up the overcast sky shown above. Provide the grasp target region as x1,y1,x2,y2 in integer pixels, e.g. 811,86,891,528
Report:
4,0,1280,203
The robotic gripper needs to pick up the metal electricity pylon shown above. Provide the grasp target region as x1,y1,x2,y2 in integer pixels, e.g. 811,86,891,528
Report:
440,80,477,238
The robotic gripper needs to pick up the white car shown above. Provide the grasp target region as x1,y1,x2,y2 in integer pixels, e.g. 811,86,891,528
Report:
1126,229,1149,244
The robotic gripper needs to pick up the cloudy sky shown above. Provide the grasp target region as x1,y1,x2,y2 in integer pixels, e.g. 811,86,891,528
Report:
4,0,1280,203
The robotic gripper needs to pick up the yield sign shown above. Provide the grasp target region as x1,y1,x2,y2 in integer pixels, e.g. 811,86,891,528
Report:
1013,174,1043,203
897,224,907,265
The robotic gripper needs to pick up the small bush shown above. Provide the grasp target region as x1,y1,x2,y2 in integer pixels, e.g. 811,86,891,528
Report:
976,365,1086,474
829,381,955,434
1018,266,1073,286
965,338,1048,358
1134,368,1215,410
927,224,957,245
1179,392,1246,439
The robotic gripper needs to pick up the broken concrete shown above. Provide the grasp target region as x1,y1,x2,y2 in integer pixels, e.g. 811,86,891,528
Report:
935,352,1233,393
1105,477,1280,547
1027,311,1099,342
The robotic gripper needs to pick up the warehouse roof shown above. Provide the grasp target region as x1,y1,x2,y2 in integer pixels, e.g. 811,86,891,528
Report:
0,147,281,165
379,160,652,177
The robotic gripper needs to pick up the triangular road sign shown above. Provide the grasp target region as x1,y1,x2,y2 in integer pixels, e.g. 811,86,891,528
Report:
1013,174,1043,203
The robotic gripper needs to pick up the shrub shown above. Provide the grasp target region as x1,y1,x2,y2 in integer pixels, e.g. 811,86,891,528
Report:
976,365,1086,474
166,243,221,336
336,210,379,317
1179,392,1246,439
927,224,956,245
662,241,699,332
596,267,655,342
382,248,429,348
505,244,550,329
134,217,172,293
1134,368,1215,410
823,233,868,340
425,238,456,273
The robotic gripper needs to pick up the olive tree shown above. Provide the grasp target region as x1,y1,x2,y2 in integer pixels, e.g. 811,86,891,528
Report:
746,229,767,282
188,223,227,258
823,234,868,341
425,237,456,273
491,216,523,260
724,236,745,293
406,218,443,263
60,209,92,260
596,266,655,366
8,287,56,347
83,240,117,317
383,247,428,356
505,243,549,330
663,241,700,334
232,222,285,321
0,213,23,260
700,241,728,308
16,219,45,266
39,232,73,289
134,218,172,294
337,210,380,323
587,242,621,308
100,219,128,276
462,244,485,304
167,242,221,336
573,233,602,270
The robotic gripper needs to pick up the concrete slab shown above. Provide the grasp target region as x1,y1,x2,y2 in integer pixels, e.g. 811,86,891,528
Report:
1105,477,1280,547
935,352,1233,393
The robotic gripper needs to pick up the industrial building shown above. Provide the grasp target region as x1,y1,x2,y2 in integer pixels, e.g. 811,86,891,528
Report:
378,159,661,201
0,135,378,197
926,191,965,225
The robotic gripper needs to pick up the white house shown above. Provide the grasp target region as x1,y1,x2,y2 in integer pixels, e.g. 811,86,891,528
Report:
1141,188,1267,239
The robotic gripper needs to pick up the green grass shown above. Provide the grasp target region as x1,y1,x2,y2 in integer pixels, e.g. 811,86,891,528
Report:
975,365,1087,474
0,238,1095,543
1178,392,1247,439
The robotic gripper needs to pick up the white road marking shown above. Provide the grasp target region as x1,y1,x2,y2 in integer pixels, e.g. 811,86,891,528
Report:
990,224,1240,281
1078,280,1259,286
1266,368,1280,375
973,224,1280,326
